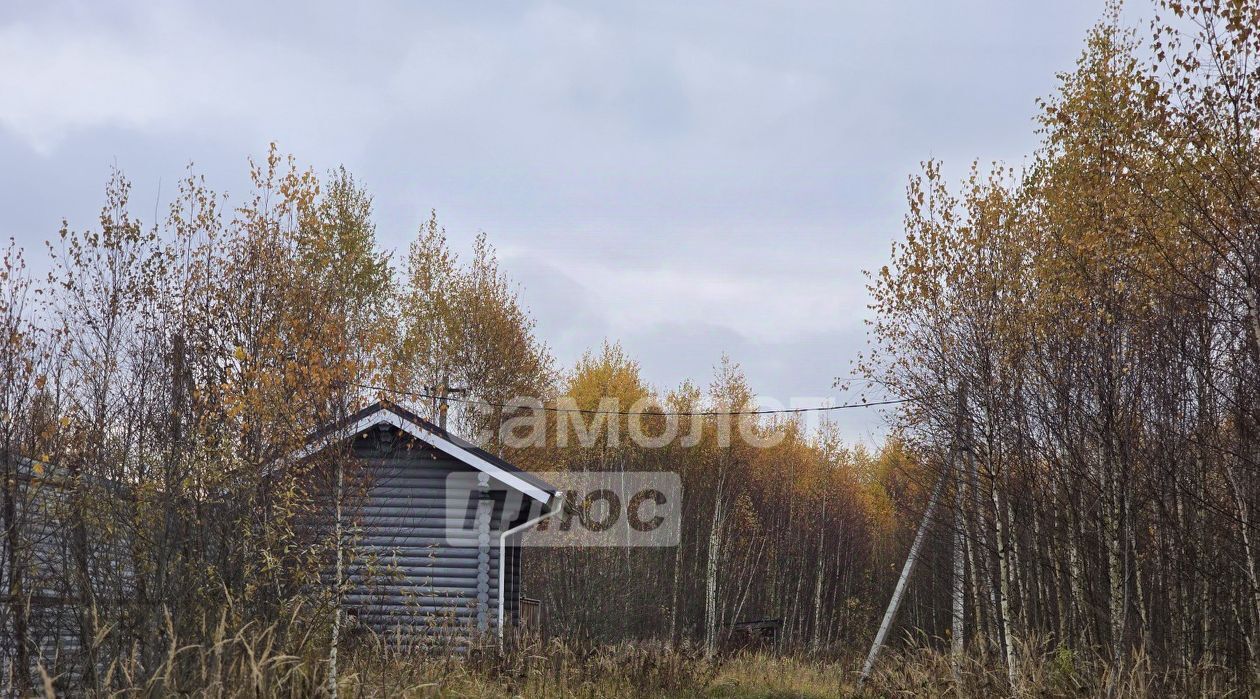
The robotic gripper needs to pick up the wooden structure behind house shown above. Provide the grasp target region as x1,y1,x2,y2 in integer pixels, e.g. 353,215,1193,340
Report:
720,618,782,654
0,456,138,686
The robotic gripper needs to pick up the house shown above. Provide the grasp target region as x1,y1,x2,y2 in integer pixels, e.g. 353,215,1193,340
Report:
0,454,138,686
285,401,561,643
0,401,560,685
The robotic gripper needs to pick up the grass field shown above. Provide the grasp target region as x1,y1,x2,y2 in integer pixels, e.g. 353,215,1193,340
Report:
40,626,1248,698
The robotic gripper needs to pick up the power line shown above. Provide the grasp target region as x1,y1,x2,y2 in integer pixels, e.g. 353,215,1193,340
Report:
348,381,922,417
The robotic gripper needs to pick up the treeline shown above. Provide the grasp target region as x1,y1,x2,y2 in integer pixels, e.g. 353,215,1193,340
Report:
864,0,1260,685
524,345,907,654
0,146,909,688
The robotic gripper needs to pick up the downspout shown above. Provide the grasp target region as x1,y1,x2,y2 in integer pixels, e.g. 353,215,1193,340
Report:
498,491,563,641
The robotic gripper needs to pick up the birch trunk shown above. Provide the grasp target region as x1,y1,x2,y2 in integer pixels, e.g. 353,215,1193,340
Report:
1225,464,1260,678
990,471,1016,686
704,476,725,656
811,496,827,653
328,457,343,699
953,471,966,665
952,387,967,672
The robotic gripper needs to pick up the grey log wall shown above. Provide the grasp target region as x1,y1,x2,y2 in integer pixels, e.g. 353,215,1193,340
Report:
321,424,527,646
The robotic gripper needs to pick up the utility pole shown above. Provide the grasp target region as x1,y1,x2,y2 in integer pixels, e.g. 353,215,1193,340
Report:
437,384,467,431
859,460,948,683
859,384,966,686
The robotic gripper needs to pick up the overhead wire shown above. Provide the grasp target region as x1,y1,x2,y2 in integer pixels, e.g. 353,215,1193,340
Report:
347,381,924,416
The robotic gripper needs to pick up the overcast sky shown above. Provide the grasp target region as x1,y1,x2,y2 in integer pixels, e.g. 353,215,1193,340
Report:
0,1,1112,444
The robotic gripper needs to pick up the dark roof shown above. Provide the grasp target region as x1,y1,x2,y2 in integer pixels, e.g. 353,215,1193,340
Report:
304,400,558,500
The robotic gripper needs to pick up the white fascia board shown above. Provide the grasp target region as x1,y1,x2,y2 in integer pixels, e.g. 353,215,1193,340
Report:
280,408,554,504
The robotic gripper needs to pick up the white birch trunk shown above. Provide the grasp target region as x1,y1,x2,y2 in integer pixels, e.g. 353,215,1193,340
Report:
329,458,343,699
704,476,726,656
812,499,827,653
991,470,1016,687
952,467,966,666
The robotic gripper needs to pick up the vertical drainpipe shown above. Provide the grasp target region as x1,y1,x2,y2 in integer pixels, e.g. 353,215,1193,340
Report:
475,473,492,633
498,492,563,642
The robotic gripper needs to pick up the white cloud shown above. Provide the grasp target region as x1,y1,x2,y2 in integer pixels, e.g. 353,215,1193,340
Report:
0,5,378,153
506,247,867,347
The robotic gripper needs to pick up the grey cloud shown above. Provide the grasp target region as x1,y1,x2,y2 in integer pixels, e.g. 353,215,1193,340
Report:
0,0,1113,442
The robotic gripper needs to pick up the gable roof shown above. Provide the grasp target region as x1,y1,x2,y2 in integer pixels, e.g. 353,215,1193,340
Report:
282,401,559,506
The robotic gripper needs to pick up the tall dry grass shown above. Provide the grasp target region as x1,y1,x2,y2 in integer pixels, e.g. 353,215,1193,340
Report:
24,623,1255,697
859,635,1247,698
